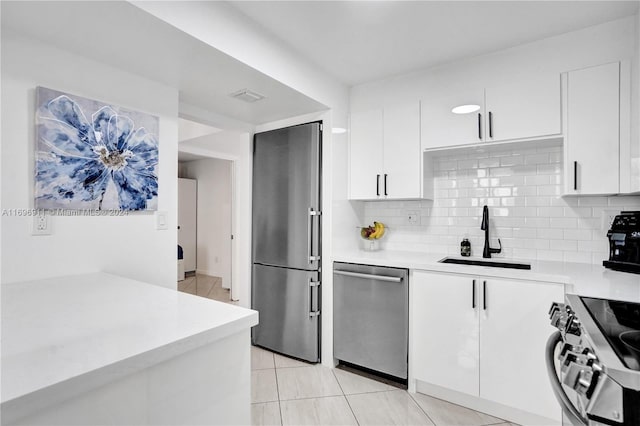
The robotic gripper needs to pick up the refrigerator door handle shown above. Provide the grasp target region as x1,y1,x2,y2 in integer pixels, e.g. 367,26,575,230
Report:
308,278,321,317
308,207,322,264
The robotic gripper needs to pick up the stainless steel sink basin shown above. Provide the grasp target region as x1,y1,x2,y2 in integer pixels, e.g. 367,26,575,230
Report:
439,257,531,270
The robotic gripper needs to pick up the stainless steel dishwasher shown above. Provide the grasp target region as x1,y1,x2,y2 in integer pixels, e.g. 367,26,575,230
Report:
333,262,408,380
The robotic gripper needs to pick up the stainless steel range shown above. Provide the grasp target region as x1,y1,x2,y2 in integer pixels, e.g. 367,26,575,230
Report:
547,295,640,425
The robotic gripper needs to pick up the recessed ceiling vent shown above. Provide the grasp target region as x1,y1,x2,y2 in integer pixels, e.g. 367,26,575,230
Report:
229,88,266,103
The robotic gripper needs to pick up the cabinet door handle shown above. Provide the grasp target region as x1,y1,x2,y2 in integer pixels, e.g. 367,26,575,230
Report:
477,113,482,140
488,111,493,138
472,279,476,309
573,161,578,191
384,174,388,196
376,174,380,196
483,280,487,310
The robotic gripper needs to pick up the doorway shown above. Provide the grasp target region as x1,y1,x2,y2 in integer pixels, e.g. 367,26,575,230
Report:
176,116,238,302
178,155,235,302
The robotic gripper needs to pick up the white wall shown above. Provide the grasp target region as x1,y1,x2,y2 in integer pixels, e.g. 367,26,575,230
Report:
179,131,251,306
181,159,233,289
1,30,178,287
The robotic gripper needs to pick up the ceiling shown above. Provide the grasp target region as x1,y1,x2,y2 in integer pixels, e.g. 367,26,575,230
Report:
228,1,640,86
4,0,637,129
1,1,327,127
178,118,222,143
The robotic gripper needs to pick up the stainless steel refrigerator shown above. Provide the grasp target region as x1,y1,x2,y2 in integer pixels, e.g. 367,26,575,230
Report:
251,122,321,363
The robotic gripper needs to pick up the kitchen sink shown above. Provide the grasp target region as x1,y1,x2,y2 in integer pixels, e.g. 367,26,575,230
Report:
439,257,531,270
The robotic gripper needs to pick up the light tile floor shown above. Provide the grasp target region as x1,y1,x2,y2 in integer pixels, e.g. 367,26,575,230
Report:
251,345,519,426
178,273,237,304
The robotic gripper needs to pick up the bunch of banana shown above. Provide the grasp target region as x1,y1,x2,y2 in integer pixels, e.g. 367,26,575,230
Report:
360,221,386,240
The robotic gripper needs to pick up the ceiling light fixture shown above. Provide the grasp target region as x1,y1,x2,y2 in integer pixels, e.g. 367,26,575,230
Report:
332,127,347,134
451,104,481,114
229,89,266,103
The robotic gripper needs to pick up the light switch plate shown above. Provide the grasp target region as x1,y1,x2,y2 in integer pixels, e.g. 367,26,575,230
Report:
155,211,168,230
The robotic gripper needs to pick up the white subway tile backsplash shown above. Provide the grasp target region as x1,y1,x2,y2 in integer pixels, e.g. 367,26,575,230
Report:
478,158,501,168
363,144,640,264
524,153,549,165
549,218,577,229
525,196,552,207
513,228,538,239
500,155,524,167
563,229,593,241
537,207,565,217
525,175,550,186
536,228,564,240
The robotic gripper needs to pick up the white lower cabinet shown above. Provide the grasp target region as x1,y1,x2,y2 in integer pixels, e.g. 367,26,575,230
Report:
412,273,480,396
411,270,564,423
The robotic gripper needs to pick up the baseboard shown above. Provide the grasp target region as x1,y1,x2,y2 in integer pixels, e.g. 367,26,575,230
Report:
414,380,561,426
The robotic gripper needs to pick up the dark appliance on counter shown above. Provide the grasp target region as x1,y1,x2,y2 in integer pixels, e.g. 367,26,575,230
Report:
251,122,322,363
333,262,408,382
603,211,640,274
547,295,640,425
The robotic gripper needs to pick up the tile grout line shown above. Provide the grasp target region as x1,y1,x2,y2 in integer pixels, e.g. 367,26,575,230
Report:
272,355,284,426
406,392,437,426
331,368,361,426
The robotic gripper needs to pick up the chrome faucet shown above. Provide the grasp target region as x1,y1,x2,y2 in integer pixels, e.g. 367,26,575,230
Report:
481,205,502,258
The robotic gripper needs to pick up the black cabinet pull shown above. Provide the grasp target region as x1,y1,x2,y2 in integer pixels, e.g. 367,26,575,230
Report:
574,161,578,191
488,111,493,138
483,280,487,310
384,174,388,196
472,279,476,309
376,174,380,196
477,113,482,140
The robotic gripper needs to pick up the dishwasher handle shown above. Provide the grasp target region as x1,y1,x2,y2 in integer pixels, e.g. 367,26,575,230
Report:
334,270,403,282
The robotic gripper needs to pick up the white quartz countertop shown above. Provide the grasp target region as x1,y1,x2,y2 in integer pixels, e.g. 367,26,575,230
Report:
1,272,258,406
333,250,640,302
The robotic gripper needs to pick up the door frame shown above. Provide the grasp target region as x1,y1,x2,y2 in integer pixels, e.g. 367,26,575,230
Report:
178,144,239,301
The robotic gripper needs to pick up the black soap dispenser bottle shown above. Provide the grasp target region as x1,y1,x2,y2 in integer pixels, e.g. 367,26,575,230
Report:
461,238,471,257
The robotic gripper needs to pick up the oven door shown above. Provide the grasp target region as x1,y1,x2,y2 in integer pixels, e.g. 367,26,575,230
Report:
546,331,589,426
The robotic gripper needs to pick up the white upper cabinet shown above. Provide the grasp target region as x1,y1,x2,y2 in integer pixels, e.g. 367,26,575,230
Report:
349,102,422,200
421,88,485,149
421,74,561,150
383,102,422,199
349,109,384,200
564,62,621,195
484,74,561,142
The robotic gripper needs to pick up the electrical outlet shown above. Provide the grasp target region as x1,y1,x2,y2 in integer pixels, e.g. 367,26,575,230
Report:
32,214,52,236
602,209,619,231
406,211,420,225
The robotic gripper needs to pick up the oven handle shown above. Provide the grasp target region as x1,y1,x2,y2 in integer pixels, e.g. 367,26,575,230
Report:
546,331,588,426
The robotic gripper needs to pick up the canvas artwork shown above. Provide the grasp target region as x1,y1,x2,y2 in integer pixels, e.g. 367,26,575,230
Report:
35,86,159,211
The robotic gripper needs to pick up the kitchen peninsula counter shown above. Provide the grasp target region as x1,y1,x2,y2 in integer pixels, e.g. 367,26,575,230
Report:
1,272,258,425
333,250,640,302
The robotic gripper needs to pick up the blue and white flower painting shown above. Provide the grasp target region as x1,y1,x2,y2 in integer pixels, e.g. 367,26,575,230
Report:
35,87,159,211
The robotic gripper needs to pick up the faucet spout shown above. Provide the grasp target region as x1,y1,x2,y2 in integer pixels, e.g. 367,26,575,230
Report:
481,205,502,258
